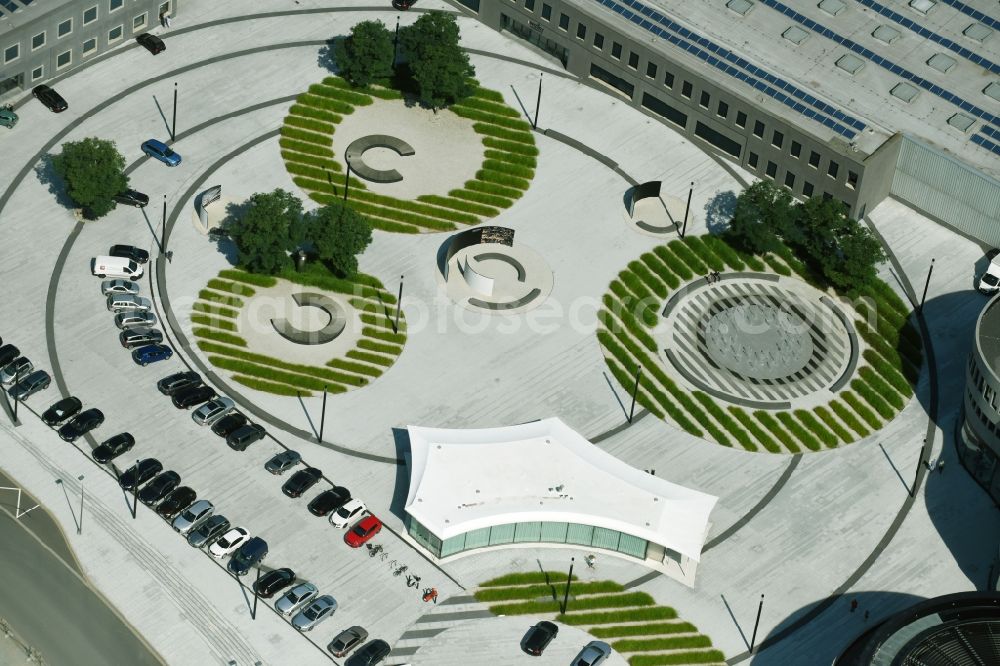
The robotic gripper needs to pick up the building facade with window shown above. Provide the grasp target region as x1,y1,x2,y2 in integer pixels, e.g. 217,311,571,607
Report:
0,0,176,97
452,0,1000,247
960,293,1000,506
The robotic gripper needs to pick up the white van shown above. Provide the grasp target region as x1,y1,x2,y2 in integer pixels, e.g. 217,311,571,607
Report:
92,255,143,280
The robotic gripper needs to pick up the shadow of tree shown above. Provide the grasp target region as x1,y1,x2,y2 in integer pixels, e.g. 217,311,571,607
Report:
704,189,738,235
317,39,341,74
34,154,75,211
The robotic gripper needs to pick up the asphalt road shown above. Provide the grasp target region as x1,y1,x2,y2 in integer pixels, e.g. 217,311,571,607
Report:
0,468,163,666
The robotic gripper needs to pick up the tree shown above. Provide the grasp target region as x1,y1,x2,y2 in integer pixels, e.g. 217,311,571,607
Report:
334,20,394,88
791,197,885,291
51,137,127,220
399,11,475,108
724,180,793,255
222,189,304,274
308,200,372,277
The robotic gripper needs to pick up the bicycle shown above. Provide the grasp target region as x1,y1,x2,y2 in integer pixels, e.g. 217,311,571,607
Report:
366,543,383,558
406,574,422,588
585,554,597,569
422,587,439,603
380,551,389,562
393,564,408,577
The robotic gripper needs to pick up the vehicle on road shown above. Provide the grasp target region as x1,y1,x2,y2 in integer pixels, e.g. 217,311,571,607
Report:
282,467,323,498
329,498,367,528
172,385,216,409
92,255,143,280
308,486,350,517
0,344,20,368
254,568,295,599
345,639,391,666
275,582,319,616
8,369,51,401
41,396,82,425
113,190,149,208
158,371,201,395
0,104,17,129
392,0,415,9
172,499,214,534
345,515,382,548
522,621,559,656
329,626,369,657
138,470,181,505
120,328,163,349
0,357,32,385
101,279,140,295
32,84,67,112
570,641,612,666
115,311,156,329
58,408,104,441
292,595,337,632
228,536,267,576
209,527,249,559
136,33,165,54
211,412,246,437
226,423,266,451
132,343,173,366
109,245,150,264
107,294,151,313
981,249,1000,294
186,514,229,547
265,450,301,475
119,458,163,491
156,486,196,519
92,432,135,464
192,396,235,425
141,139,181,166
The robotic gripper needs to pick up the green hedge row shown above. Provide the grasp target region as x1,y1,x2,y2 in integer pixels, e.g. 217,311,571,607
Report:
776,412,821,451
481,572,574,586
470,86,506,103
279,137,334,158
198,290,243,308
283,116,335,136
464,179,525,200
694,391,755,450
343,188,480,224
473,122,535,144
474,581,623,602
193,328,247,347
232,374,306,397
639,252,681,290
629,261,668,299
416,194,498,218
482,136,539,156
280,151,342,173
310,194,418,233
452,105,532,131
628,651,726,665
830,399,870,437
288,104,342,125
491,592,655,616
210,356,350,393
347,349,395,367
653,245,693,281
483,149,537,169
862,349,913,396
851,378,897,418
326,358,382,378
312,81,373,106
357,338,403,355
478,159,534,181
192,302,239,319
456,95,521,117
754,411,801,453
813,405,852,443
603,295,657,351
669,239,708,275
287,162,341,182
858,367,905,410
277,268,391,302
557,607,677,625
683,235,726,272
475,168,531,190
206,279,255,296
191,314,237,331
359,312,402,331
729,407,780,453
449,187,514,209
590,622,696,638
217,270,276,288
198,341,366,386
297,92,355,115
840,391,881,429
612,635,713,652
345,199,457,231
762,254,793,276
793,410,838,448
701,234,746,271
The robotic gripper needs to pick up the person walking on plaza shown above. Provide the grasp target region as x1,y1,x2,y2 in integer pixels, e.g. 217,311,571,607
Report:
850,599,858,613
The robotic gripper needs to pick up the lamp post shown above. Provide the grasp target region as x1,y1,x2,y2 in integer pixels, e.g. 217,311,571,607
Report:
628,366,642,424
749,594,764,653
918,258,935,314
561,557,575,614
911,437,927,498
681,182,694,238
533,73,543,129
319,385,328,443
132,459,140,519
161,194,168,258
77,475,84,535
171,82,178,142
12,365,21,423
394,275,404,334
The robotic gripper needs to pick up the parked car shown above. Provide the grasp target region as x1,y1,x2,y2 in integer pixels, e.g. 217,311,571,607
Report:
254,568,295,599
172,499,214,535
981,248,1000,294
227,423,266,451
32,84,67,112
132,343,173,366
0,344,20,368
292,595,337,632
138,471,181,505
113,190,149,208
308,486,350,517
101,278,140,295
0,104,17,129
109,245,150,264
275,582,319,616
136,33,166,54
8,369,51,401
282,467,323,498
41,396,82,425
158,371,201,395
570,640,612,666
92,432,135,464
141,139,181,166
186,514,229,547
211,413,246,437
265,450,301,475
107,294,152,312
120,328,163,349
209,527,249,559
0,357,32,385
115,312,156,329
522,620,559,656
329,498,367,529
345,515,382,548
156,486,196,519
119,458,163,491
329,626,369,658
228,536,267,576
345,639,391,666
172,385,216,409
58,408,104,442
392,0,414,9
192,396,234,425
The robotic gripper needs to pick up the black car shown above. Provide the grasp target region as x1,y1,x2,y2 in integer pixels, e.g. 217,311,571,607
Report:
226,424,266,451
282,467,323,498
253,567,295,598
58,408,104,442
391,0,414,9
228,536,268,576
119,327,163,349
345,639,391,666
172,384,216,408
158,371,201,396
92,432,135,464
522,620,559,656
307,486,351,517
119,458,163,491
0,343,20,368
109,244,149,264
156,486,196,518
211,412,247,437
138,471,181,505
32,84,68,112
113,189,149,208
41,396,82,425
136,33,165,55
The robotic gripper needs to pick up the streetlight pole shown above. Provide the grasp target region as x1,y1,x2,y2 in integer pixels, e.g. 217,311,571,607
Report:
394,275,404,334
628,366,642,424
561,557,575,614
132,459,140,519
77,475,84,535
171,82,177,142
681,182,694,238
918,258,935,314
252,566,261,620
12,365,21,423
749,594,764,653
319,385,327,443
911,437,927,498
161,194,168,258
533,73,543,129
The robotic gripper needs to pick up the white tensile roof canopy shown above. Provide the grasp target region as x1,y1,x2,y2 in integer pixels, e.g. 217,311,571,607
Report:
404,417,718,561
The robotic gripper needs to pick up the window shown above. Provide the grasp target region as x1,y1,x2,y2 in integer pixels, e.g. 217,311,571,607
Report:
699,90,710,108
160,0,172,13
735,110,747,128
765,161,778,179
772,130,784,148
611,42,622,59
56,50,72,69
641,92,687,128
748,152,759,168
790,140,802,158
803,181,814,196
110,0,123,10
784,171,796,189
3,44,18,63
541,3,551,20
133,12,147,30
753,120,765,138
108,24,123,42
695,121,742,157
847,170,858,189
590,63,634,98
58,19,73,38
628,52,639,69
31,66,44,81
717,100,729,118
32,32,45,50
681,80,693,98
663,71,674,88
827,160,840,179
576,23,587,39
525,0,535,9
646,62,657,78
558,13,569,30
808,150,821,167
83,6,98,25
83,37,97,55
593,32,604,49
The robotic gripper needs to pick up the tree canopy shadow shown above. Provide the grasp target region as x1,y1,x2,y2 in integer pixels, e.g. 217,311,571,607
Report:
34,154,75,210
704,189,738,235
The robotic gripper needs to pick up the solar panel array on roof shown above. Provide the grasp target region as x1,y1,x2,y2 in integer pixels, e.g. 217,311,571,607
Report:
591,0,865,138
936,0,1000,32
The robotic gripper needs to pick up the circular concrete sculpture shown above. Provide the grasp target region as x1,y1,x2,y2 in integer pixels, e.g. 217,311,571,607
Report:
345,134,415,184
270,291,347,345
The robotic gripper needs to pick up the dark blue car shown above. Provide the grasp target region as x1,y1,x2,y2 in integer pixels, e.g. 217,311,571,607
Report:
132,344,173,366
228,536,267,576
141,139,181,166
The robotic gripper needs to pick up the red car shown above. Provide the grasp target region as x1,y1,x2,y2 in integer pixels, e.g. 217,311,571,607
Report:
345,515,382,548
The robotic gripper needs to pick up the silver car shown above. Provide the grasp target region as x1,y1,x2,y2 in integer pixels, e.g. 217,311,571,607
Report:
171,499,214,535
275,582,319,617
0,357,32,385
101,279,140,295
115,311,157,329
192,397,235,426
571,641,612,666
187,514,230,548
8,369,51,401
107,294,152,312
265,450,301,475
291,595,337,632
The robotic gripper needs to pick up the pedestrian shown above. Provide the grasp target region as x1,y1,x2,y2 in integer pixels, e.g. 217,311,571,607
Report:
705,273,712,284
850,599,858,613
863,610,870,621
159,12,166,27
938,459,945,473
713,270,721,282
164,13,171,28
